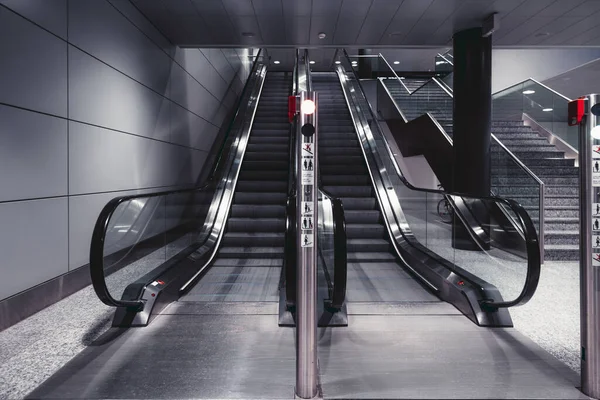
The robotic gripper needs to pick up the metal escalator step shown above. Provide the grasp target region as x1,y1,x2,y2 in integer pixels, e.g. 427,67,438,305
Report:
211,258,284,268
236,180,287,192
346,223,387,239
221,232,285,247
347,239,391,252
227,217,285,232
230,204,286,218
218,246,285,259
345,210,382,224
233,192,287,205
348,252,396,262
323,185,373,197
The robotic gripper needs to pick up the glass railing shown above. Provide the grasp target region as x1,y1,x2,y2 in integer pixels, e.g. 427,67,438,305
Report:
335,49,540,317
374,54,545,260
492,79,576,150
90,51,267,309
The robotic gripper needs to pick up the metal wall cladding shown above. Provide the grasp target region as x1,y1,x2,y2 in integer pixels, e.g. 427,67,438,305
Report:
0,0,253,301
0,6,67,117
0,106,68,202
0,198,68,300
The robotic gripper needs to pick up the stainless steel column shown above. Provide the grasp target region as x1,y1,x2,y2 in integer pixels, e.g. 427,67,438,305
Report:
296,90,319,399
580,93,600,399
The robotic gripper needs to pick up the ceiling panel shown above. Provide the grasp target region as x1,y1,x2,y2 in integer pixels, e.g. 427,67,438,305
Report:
573,25,600,45
563,0,600,17
355,0,401,44
379,0,435,45
281,0,312,18
401,0,468,45
536,8,600,45
190,0,236,44
131,0,600,47
253,0,285,45
283,16,311,45
536,0,587,16
221,0,254,16
495,16,557,45
333,0,372,44
309,0,343,45
517,17,584,45
493,0,558,41
425,1,497,45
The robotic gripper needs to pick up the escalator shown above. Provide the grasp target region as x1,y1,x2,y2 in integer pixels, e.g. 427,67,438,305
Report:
183,72,291,302
317,52,541,327
28,53,301,398
314,73,438,303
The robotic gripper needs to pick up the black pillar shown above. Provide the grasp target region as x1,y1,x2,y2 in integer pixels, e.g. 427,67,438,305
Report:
452,27,492,250
357,49,372,79
452,27,492,196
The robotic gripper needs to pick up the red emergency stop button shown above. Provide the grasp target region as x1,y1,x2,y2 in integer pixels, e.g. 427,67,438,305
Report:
568,98,585,126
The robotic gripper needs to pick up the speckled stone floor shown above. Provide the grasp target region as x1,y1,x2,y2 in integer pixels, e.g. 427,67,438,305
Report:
0,235,583,399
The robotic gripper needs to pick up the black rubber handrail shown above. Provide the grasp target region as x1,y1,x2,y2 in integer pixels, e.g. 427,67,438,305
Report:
340,49,540,309
326,195,347,310
90,49,264,309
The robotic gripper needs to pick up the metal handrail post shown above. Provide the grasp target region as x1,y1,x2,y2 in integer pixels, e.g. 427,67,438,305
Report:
296,90,319,399
579,93,600,398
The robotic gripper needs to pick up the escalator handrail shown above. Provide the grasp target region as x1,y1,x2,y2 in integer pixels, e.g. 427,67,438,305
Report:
338,49,540,309
89,51,266,309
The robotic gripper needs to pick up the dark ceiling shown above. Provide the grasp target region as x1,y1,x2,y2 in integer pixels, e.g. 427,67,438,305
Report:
131,0,600,47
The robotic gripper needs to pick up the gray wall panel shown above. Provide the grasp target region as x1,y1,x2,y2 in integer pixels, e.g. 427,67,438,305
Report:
68,47,170,141
0,7,67,117
169,63,221,124
68,0,172,96
69,122,207,195
106,0,174,56
0,106,67,202
0,0,67,39
0,198,68,300
202,49,236,84
174,48,229,104
0,0,252,308
171,103,219,151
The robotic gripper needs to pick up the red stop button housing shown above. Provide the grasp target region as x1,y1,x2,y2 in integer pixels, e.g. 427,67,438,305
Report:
288,95,297,122
568,98,586,126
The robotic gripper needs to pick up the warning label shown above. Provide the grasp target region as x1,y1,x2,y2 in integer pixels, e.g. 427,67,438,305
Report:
593,158,600,186
301,231,313,247
594,235,600,248
302,143,314,157
593,253,600,267
593,145,600,158
301,201,314,215
301,216,314,230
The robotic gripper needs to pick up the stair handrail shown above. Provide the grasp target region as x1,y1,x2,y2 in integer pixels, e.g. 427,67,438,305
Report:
89,51,266,309
377,53,413,94
436,52,454,67
338,49,541,309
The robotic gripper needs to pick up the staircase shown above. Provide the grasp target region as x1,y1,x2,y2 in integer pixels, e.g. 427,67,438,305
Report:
188,72,292,301
384,78,453,136
382,78,579,261
491,121,579,261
